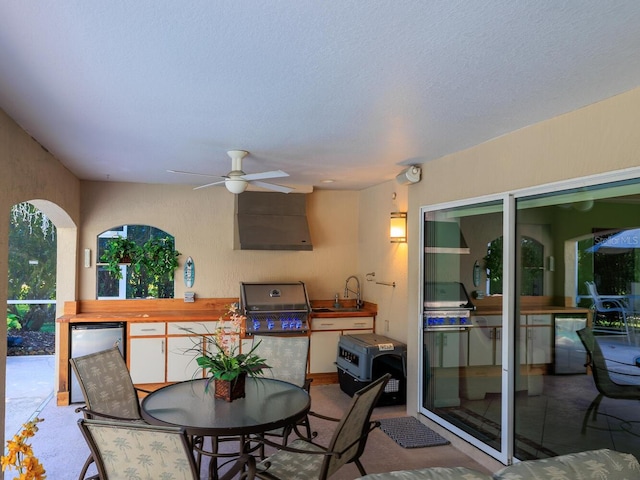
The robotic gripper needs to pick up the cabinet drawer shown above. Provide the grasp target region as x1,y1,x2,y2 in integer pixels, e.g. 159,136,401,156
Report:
312,317,374,331
130,322,166,336
167,321,216,335
343,317,374,330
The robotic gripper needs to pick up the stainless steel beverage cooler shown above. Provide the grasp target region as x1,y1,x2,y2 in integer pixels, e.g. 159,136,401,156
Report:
70,322,125,403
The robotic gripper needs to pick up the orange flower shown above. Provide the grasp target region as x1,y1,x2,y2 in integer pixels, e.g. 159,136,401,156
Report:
1,418,46,480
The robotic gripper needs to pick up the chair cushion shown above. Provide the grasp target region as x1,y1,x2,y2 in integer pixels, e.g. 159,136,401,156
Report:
256,439,325,479
493,449,640,479
358,467,492,480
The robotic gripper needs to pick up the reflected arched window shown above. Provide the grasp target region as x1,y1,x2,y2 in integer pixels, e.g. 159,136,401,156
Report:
485,236,544,296
96,225,178,299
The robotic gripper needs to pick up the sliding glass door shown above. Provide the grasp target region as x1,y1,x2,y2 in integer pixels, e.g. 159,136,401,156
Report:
419,174,640,464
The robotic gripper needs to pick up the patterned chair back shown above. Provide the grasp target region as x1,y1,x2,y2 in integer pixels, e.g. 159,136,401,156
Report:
79,419,199,479
70,347,142,420
251,335,310,388
323,373,390,478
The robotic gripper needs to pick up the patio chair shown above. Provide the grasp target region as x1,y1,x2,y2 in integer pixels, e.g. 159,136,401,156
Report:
253,373,391,480
70,347,150,479
252,334,313,445
78,419,255,480
576,328,640,434
585,281,631,338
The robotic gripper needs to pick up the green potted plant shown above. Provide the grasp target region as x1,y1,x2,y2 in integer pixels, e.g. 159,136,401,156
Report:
187,305,270,401
100,237,141,280
142,237,181,297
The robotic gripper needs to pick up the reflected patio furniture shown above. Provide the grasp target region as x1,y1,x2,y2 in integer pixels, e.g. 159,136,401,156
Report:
254,373,390,480
576,328,640,434
70,346,151,480
78,419,255,480
585,281,631,338
251,334,313,449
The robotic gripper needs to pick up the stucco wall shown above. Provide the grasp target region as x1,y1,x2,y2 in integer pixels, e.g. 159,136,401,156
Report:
0,107,81,465
78,181,362,301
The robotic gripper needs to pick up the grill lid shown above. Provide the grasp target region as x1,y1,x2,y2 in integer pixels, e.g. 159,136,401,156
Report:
240,281,311,312
424,282,474,310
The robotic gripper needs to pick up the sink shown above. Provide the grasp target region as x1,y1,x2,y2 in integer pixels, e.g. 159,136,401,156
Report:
312,307,363,313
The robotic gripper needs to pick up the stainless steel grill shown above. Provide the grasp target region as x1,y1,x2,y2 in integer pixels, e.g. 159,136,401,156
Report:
240,281,311,335
423,282,475,330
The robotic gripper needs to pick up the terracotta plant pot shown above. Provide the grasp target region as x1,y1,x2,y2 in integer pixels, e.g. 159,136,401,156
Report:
214,373,246,402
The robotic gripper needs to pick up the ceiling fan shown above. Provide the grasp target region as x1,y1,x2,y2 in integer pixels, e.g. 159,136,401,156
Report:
168,150,293,194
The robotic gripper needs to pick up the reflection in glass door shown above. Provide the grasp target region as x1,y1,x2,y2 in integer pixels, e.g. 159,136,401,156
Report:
421,200,504,455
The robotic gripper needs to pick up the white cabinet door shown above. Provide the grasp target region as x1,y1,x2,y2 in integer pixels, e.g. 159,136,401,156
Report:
310,331,341,373
129,337,165,384
526,314,552,364
468,327,494,366
441,331,468,368
167,336,203,382
469,315,501,366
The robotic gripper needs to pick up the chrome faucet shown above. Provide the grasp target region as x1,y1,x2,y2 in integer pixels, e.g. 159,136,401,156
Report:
344,275,363,309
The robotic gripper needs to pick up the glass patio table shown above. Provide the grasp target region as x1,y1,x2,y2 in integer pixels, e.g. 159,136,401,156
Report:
141,376,311,437
141,376,310,479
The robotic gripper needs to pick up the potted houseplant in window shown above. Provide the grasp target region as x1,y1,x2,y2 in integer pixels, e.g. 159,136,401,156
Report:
100,236,141,279
100,235,181,298
190,304,270,401
141,237,181,298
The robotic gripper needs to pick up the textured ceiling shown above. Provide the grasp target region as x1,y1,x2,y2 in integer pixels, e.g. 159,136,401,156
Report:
1,1,640,191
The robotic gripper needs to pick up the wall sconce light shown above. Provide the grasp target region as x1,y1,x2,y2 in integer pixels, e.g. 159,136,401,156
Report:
390,212,407,243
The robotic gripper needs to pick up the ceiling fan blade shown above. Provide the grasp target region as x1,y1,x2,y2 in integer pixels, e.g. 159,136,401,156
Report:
167,169,222,178
241,170,289,181
249,180,294,194
194,179,226,190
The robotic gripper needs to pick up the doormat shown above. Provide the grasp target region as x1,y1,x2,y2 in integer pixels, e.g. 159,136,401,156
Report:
378,416,450,448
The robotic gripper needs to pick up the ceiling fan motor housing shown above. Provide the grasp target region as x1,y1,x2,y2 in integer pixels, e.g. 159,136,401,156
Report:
225,177,248,194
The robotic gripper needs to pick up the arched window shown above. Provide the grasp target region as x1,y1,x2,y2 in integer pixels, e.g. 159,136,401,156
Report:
96,225,179,299
485,235,544,296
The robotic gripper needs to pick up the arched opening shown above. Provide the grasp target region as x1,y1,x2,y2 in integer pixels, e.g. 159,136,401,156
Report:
5,200,76,442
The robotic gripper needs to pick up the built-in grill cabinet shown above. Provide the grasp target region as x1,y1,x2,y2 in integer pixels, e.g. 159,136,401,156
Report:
240,281,311,335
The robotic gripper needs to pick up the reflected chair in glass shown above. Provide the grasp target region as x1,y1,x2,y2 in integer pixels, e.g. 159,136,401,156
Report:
70,347,150,479
252,334,312,445
576,328,640,434
78,419,255,480
254,373,390,480
585,281,631,338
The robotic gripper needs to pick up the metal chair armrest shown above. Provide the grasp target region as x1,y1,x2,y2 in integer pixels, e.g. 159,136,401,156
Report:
308,410,340,423
74,405,142,422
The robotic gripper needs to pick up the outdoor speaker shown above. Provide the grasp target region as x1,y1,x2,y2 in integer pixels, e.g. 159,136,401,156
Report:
396,165,421,185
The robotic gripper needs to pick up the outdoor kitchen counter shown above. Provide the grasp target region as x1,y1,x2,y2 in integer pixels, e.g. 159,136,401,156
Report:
56,298,378,405
472,295,591,317
56,298,239,406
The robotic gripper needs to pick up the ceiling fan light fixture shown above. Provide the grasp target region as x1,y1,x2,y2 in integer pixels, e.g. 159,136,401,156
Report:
225,178,248,194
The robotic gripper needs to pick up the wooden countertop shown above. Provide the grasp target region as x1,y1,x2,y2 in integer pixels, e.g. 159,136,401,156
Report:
57,298,377,323
309,300,377,318
471,295,591,316
474,305,590,316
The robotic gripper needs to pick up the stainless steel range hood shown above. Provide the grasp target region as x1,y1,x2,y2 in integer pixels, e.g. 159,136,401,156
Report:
424,221,470,254
234,192,313,251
